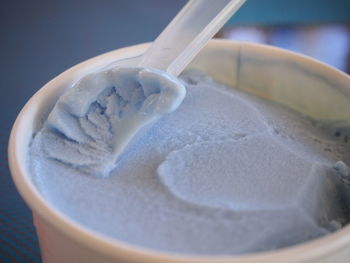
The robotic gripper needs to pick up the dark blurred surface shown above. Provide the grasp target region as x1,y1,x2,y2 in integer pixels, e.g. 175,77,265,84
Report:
228,0,350,25
219,24,350,73
1,1,350,262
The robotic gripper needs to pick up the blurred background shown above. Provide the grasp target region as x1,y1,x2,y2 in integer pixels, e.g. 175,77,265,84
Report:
1,0,350,262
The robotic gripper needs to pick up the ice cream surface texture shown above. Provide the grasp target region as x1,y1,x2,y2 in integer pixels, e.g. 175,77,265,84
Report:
29,69,350,255
35,67,185,177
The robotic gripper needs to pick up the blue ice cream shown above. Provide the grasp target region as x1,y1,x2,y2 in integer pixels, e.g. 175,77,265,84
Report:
35,67,185,177
28,70,350,255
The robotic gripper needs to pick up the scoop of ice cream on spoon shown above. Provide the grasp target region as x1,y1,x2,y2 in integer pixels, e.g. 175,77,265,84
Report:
40,0,247,177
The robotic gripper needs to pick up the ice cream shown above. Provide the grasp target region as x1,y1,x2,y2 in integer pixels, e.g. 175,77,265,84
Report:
28,69,350,255
33,67,185,177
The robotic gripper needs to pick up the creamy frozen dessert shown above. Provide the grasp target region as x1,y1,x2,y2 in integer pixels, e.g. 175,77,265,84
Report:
35,67,185,177
28,68,350,255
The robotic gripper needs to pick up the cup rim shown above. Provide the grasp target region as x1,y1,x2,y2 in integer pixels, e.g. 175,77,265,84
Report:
8,39,350,263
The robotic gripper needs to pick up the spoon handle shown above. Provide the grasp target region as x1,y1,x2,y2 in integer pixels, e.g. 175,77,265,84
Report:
138,0,246,76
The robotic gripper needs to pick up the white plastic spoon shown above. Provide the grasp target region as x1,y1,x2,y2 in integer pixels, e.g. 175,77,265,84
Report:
139,0,246,76
44,0,247,177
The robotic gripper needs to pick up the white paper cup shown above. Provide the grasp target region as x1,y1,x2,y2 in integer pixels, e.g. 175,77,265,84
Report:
8,39,350,263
